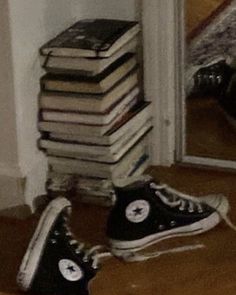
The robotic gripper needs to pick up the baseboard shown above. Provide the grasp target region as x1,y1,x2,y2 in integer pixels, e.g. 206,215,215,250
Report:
0,154,48,211
0,204,32,219
0,162,22,178
0,174,25,209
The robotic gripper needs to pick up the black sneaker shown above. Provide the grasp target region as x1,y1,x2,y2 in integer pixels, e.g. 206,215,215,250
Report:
218,73,236,127
186,57,235,97
106,175,229,260
17,197,110,295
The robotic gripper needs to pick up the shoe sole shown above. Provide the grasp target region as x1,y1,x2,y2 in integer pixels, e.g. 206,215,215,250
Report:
109,211,220,255
16,197,71,291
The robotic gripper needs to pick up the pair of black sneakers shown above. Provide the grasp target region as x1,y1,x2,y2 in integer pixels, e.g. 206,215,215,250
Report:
17,175,231,295
186,57,236,125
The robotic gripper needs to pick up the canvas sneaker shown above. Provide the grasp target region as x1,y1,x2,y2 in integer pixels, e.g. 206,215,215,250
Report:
106,175,234,261
17,197,111,295
217,72,236,129
186,57,235,97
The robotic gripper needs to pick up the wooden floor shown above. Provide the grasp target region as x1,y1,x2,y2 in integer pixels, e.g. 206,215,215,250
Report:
1,165,236,295
185,0,232,40
186,96,236,161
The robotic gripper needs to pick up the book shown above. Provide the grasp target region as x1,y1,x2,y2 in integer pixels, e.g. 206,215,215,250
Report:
77,155,150,206
41,53,137,94
40,19,140,58
46,172,113,196
41,87,139,125
40,122,153,163
48,102,152,145
39,101,151,138
39,70,138,113
41,37,138,76
47,134,149,179
41,97,138,137
46,154,149,207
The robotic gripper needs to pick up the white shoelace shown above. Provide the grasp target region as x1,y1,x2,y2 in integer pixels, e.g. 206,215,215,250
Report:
150,182,236,231
113,182,236,262
150,182,204,213
119,244,205,262
64,224,112,269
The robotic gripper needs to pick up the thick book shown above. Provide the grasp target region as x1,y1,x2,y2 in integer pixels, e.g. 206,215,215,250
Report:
40,122,152,163
41,94,138,136
38,102,151,138
48,134,149,179
41,37,137,76
46,154,149,207
77,155,149,206
40,19,140,58
41,53,137,94
41,87,139,125
39,101,151,138
39,70,138,113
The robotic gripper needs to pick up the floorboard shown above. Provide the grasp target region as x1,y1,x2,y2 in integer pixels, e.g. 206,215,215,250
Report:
186,96,236,161
1,166,236,295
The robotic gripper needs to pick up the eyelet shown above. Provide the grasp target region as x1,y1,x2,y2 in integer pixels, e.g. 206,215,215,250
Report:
149,182,155,189
50,238,57,244
54,230,60,236
75,249,81,254
83,257,89,262
170,220,176,227
158,224,165,231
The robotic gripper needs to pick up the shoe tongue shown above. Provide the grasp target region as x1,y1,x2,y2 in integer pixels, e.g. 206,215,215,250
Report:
112,175,155,201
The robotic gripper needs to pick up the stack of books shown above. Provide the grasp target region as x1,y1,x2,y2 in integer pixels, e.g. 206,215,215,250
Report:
38,19,153,206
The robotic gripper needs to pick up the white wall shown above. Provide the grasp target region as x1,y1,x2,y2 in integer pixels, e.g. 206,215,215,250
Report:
71,0,139,20
0,1,23,208
0,1,18,167
7,0,83,207
1,0,138,209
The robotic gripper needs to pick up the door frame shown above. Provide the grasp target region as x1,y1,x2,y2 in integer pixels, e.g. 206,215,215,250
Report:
142,0,184,166
143,0,236,170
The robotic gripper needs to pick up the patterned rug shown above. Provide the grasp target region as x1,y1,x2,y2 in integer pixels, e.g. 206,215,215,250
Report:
186,0,233,41
186,0,236,66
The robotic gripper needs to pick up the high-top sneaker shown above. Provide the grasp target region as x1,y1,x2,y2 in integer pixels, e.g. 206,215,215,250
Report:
17,197,110,295
106,175,232,260
186,57,235,97
217,73,236,128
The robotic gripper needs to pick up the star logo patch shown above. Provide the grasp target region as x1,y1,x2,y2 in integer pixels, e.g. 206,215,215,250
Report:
58,259,83,281
125,200,150,223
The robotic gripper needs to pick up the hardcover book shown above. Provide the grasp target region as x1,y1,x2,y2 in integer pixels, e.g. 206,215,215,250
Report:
40,53,137,94
40,122,152,163
39,101,151,138
47,134,149,179
39,70,138,113
41,37,137,76
46,153,150,207
41,87,139,125
49,117,152,147
40,19,140,58
76,155,149,206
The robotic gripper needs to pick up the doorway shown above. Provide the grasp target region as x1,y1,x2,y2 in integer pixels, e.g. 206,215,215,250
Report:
177,0,236,169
